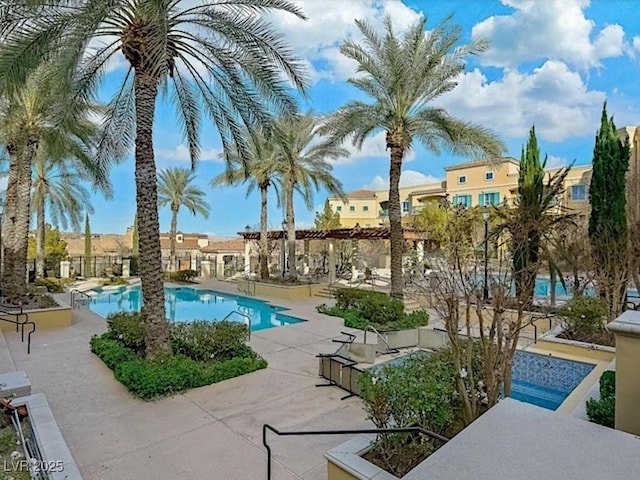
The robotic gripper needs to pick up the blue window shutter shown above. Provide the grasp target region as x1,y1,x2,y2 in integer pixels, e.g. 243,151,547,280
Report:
478,194,484,206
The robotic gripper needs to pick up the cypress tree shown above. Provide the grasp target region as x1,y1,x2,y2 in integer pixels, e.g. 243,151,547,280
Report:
588,103,630,319
84,214,92,277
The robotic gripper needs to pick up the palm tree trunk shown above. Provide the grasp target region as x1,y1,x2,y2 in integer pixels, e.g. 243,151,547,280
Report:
2,146,20,297
2,142,37,301
259,184,270,280
286,181,297,280
133,72,171,359
169,207,177,273
36,203,46,278
387,136,405,299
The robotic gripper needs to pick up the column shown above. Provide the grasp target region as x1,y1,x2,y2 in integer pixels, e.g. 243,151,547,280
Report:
351,239,359,279
416,240,425,263
607,310,640,435
244,241,251,275
122,259,130,278
60,261,70,279
328,240,336,284
303,239,310,275
200,260,211,278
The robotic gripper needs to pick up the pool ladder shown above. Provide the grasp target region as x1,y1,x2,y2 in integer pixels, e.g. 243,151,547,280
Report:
70,289,92,309
222,310,252,340
363,325,399,355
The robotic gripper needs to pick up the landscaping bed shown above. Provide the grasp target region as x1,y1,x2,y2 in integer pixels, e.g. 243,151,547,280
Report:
317,288,428,331
91,313,267,400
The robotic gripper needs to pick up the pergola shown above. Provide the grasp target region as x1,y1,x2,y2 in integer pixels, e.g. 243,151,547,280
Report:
238,226,432,280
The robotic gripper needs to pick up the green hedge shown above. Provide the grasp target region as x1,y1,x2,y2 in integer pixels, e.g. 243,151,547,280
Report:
90,333,267,400
586,370,615,428
318,287,429,331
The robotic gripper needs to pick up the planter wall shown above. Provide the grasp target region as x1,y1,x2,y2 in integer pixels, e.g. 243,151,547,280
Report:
237,281,325,299
537,325,615,361
0,305,73,331
325,435,398,480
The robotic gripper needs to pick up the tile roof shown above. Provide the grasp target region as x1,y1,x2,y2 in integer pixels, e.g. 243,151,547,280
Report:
444,156,519,171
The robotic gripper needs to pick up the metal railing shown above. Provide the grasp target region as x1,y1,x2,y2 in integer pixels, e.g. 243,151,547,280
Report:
0,304,35,354
263,423,449,480
222,310,252,340
363,325,399,354
70,289,92,309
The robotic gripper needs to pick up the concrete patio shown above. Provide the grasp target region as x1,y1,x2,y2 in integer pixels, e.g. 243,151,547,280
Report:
0,279,370,480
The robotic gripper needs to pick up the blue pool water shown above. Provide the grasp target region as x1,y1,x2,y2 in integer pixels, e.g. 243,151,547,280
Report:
88,285,305,331
372,350,595,411
533,277,638,299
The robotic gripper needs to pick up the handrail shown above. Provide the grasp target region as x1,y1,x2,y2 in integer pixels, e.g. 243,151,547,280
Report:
0,304,35,354
263,424,449,480
363,325,398,354
222,310,252,340
70,289,92,309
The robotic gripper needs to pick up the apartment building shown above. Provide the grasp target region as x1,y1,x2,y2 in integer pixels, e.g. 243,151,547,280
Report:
327,156,595,226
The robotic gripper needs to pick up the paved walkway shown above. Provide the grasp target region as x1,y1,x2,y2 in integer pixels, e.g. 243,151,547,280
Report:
0,279,370,480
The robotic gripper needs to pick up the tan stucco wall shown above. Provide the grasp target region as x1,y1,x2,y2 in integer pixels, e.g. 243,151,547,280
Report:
239,282,326,299
613,333,640,435
446,161,518,207
327,462,361,480
0,306,73,331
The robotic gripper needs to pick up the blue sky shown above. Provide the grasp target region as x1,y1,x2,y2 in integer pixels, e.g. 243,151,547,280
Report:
84,0,640,236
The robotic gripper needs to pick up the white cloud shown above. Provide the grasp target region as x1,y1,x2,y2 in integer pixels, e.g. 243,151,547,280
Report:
546,155,569,168
156,144,222,162
361,170,441,191
472,0,626,69
634,35,640,53
269,0,422,83
435,60,606,142
333,131,416,165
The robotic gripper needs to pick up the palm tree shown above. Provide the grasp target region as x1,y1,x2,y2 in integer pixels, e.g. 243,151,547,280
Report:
211,127,280,280
31,155,99,278
274,114,347,280
158,167,210,272
321,16,505,298
0,68,107,301
1,1,307,357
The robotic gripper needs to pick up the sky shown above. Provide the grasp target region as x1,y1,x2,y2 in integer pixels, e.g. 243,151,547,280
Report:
79,0,640,236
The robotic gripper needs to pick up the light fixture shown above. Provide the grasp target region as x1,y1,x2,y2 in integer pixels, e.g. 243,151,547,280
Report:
282,219,288,231
244,224,251,234
482,204,490,222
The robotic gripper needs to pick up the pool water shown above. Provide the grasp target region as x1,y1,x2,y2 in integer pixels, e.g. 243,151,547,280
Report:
371,350,594,411
88,285,305,331
510,351,595,410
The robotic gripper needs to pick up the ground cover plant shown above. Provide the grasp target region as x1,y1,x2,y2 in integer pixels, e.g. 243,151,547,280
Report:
317,288,428,330
91,312,266,400
557,296,614,346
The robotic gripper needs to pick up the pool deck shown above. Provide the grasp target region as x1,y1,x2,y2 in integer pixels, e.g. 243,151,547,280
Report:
0,278,370,480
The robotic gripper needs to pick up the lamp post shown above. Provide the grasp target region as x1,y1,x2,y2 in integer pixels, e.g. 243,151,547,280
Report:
281,219,288,277
482,205,490,302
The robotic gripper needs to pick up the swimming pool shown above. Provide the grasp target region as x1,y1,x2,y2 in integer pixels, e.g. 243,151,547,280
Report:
371,350,595,411
533,277,638,299
87,285,305,331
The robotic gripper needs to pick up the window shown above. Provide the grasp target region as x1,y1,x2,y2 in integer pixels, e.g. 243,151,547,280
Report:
363,206,369,212
402,201,410,213
336,206,342,212
458,175,467,184
571,185,587,201
452,194,472,207
479,192,500,206
485,171,494,181
349,205,355,212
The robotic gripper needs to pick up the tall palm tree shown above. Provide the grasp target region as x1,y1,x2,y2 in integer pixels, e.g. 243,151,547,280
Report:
1,1,307,357
211,127,280,280
158,167,210,272
0,68,107,301
31,154,99,278
275,114,347,280
321,16,505,298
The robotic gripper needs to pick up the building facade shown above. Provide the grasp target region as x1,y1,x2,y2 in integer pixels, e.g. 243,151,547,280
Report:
328,155,596,226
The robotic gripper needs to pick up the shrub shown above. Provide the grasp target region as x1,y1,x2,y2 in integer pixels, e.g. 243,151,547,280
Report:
32,277,64,293
106,311,146,354
317,293,429,331
586,371,615,428
90,333,267,400
169,269,198,283
358,351,456,476
558,296,612,344
171,320,250,362
100,276,128,286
